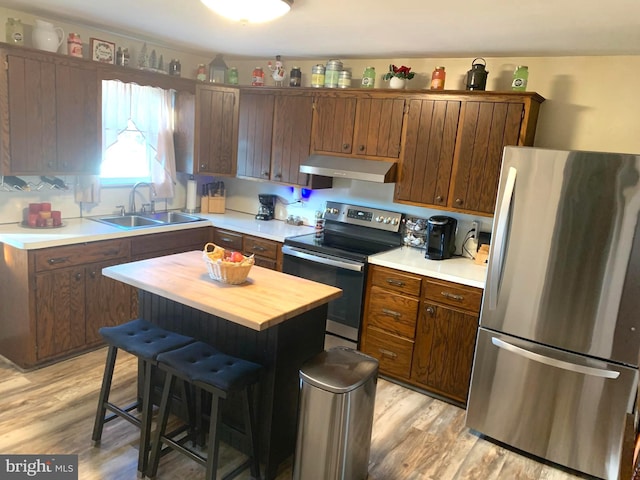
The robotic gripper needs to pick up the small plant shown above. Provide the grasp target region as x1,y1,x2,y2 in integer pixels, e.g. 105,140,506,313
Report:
383,64,415,81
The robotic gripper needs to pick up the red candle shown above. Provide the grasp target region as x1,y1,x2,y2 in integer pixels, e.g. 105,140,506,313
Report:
29,203,42,214
40,202,51,212
51,211,62,226
27,213,38,227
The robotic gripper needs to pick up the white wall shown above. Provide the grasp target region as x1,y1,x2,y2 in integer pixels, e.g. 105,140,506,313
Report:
1,7,638,254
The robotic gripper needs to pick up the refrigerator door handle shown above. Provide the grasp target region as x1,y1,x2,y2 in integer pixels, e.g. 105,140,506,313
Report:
491,337,621,379
488,166,517,310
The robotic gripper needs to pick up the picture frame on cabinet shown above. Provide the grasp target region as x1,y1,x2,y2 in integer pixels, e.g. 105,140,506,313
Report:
90,38,115,64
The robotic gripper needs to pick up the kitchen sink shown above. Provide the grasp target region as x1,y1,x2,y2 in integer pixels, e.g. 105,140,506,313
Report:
144,211,203,224
90,212,206,230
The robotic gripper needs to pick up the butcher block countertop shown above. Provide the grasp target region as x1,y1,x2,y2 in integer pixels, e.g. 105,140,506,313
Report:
102,250,342,332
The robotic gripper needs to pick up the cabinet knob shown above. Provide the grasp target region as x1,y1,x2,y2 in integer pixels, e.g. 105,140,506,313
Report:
426,306,435,315
274,173,282,179
47,161,55,168
455,198,463,205
358,145,365,152
200,163,208,170
262,171,269,177
90,271,97,278
436,195,443,202
75,272,82,281
342,143,350,150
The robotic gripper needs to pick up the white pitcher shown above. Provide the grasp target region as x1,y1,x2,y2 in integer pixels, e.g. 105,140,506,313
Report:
32,19,64,53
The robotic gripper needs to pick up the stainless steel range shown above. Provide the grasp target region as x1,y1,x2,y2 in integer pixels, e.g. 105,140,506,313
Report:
282,201,403,349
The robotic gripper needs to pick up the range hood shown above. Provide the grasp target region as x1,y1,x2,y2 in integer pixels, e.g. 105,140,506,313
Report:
299,155,397,183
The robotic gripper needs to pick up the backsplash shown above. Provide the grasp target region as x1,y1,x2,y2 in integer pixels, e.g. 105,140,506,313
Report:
0,173,490,258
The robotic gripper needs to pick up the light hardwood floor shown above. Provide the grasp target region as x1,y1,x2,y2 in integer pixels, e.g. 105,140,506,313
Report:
0,348,595,480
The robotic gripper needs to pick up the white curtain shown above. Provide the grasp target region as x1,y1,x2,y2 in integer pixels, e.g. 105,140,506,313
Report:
102,80,177,198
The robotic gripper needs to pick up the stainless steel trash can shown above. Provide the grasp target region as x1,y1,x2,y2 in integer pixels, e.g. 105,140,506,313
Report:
293,347,379,480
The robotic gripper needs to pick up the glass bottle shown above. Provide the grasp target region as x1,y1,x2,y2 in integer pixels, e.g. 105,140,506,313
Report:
430,66,446,90
311,64,325,88
252,67,265,86
228,67,239,85
361,66,376,88
289,67,301,87
512,65,529,91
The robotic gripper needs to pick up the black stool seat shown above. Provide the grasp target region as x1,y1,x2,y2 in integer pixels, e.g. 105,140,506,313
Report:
91,318,194,477
99,318,193,360
147,341,262,480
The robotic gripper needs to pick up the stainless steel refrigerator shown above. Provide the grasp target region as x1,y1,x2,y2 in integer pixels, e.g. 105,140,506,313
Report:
466,146,640,480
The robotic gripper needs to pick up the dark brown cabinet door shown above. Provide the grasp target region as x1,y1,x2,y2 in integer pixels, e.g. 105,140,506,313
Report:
450,101,524,214
85,259,137,345
195,85,238,175
353,97,405,158
55,62,100,174
411,303,478,404
312,96,356,155
35,266,86,361
271,94,313,185
236,92,274,180
5,54,56,174
3,53,99,175
396,99,461,206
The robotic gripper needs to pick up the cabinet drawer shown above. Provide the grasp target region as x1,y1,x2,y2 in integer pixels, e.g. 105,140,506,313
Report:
362,327,413,379
367,286,418,339
370,265,422,296
243,235,278,260
34,239,130,272
212,229,243,251
424,279,483,313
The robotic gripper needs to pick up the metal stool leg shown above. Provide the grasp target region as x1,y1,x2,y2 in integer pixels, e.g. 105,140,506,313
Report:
146,371,176,480
137,360,154,477
205,395,222,480
243,386,260,479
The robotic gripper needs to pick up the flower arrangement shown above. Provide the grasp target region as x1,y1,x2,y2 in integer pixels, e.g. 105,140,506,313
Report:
383,64,415,81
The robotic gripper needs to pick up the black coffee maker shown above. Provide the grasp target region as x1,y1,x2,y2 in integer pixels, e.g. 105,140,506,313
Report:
256,194,276,221
425,216,457,260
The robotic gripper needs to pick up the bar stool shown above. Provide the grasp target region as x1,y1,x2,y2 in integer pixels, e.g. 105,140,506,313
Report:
146,341,262,480
91,318,194,477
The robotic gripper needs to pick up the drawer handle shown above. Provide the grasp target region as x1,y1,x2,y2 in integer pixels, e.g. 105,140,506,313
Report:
386,278,405,287
48,257,69,265
382,308,401,319
441,291,464,301
378,348,398,359
220,237,234,244
251,245,266,252
102,249,120,256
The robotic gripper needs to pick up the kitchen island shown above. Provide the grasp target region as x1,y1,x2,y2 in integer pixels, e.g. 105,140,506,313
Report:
102,250,342,479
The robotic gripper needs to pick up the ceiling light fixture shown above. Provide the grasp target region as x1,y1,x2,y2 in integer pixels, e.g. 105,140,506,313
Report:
200,0,293,23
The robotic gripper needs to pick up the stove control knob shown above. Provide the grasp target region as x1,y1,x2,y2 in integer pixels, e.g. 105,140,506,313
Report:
375,216,384,223
383,217,391,224
391,218,399,225
326,207,338,215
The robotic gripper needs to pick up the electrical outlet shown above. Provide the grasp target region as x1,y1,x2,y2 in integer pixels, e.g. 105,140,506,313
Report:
471,220,480,238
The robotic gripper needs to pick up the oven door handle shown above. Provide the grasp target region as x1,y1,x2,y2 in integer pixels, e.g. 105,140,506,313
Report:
282,245,364,272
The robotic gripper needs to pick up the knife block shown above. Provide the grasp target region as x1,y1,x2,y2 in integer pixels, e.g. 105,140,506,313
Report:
208,193,225,213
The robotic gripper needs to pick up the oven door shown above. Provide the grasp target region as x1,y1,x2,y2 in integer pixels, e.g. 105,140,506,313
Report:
281,245,365,348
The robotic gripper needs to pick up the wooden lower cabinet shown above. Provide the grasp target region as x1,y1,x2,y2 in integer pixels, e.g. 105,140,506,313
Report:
361,264,482,406
0,226,214,369
213,227,283,271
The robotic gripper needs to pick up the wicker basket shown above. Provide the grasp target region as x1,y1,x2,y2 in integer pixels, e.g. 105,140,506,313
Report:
202,243,254,285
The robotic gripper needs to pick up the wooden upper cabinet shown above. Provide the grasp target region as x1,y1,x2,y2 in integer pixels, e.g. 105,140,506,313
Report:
1,51,100,175
353,97,405,158
311,95,356,155
237,91,274,180
395,92,544,216
396,99,461,206
450,101,524,214
194,85,239,176
271,94,313,185
312,94,405,160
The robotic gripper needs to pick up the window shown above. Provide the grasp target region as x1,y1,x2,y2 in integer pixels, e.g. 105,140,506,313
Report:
100,80,177,198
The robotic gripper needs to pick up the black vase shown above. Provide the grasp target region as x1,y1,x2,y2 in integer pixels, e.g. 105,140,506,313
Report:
466,58,489,91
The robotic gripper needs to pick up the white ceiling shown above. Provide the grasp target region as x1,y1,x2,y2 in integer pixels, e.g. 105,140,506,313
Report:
3,0,640,59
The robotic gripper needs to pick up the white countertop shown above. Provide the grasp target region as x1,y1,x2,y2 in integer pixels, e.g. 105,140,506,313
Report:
369,246,488,289
0,210,313,249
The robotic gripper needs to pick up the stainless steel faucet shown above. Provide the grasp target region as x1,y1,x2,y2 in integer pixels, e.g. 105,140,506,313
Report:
129,182,156,214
